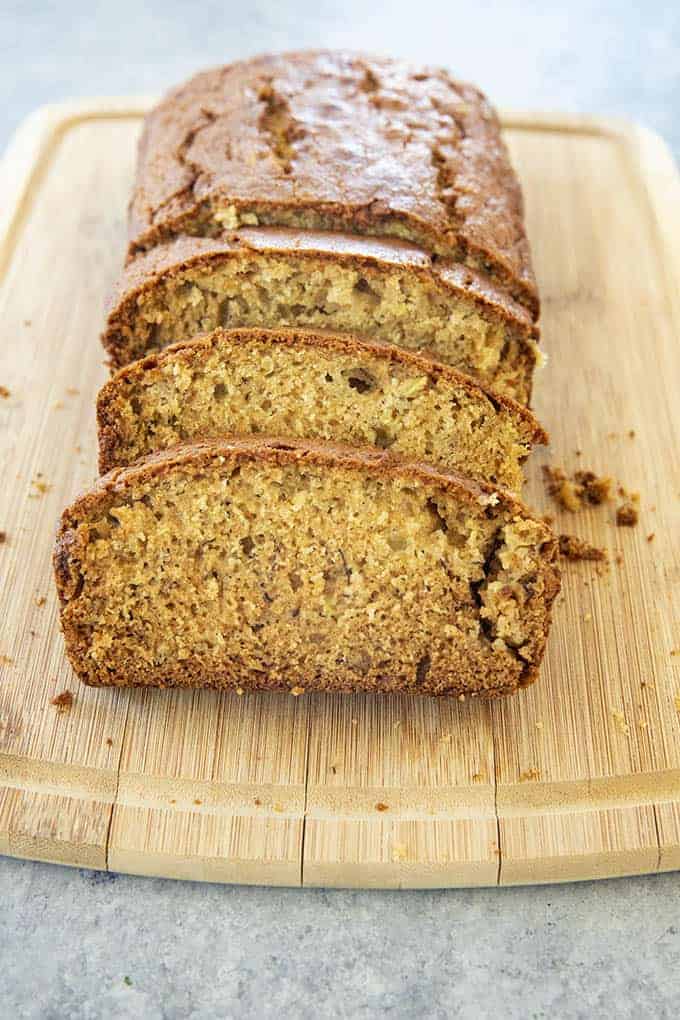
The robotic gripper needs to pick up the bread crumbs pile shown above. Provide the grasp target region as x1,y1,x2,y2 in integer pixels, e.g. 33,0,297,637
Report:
541,458,644,570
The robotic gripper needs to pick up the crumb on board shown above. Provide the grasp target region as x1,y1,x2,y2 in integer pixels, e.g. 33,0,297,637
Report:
290,685,305,696
0,385,10,399
0,654,14,667
542,465,612,511
472,771,486,782
575,470,612,505
611,709,630,735
105,737,113,747
52,400,64,411
273,803,284,813
614,552,624,566
254,798,262,806
29,478,52,498
542,513,554,526
51,690,73,713
671,649,680,658
616,502,639,527
628,429,636,438
35,596,46,607
235,686,244,696
66,387,80,396
23,320,31,327
542,466,581,511
123,977,132,987
0,531,6,544
558,533,607,562
391,844,408,862
583,612,592,622
647,533,655,542
375,802,389,812
638,718,648,730
519,766,541,782
193,799,202,806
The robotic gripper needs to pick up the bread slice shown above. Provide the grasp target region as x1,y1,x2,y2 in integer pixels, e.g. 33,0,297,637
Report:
54,437,560,697
102,228,540,403
128,51,538,317
97,326,547,491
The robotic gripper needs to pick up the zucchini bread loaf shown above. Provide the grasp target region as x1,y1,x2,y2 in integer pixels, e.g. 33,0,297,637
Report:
97,326,546,489
102,229,539,403
54,437,560,697
128,51,538,318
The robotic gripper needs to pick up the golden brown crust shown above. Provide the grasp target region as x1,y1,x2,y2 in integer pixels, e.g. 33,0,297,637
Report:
96,325,547,472
54,436,560,697
128,51,538,317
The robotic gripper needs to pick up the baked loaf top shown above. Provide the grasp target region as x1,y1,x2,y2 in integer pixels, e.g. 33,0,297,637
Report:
54,436,560,696
96,326,547,487
129,51,538,316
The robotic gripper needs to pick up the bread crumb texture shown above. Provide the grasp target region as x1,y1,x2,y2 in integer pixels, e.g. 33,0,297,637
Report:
98,328,542,490
104,241,537,402
54,441,559,697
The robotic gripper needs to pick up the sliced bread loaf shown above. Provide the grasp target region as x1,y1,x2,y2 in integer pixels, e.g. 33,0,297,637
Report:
54,437,560,697
97,327,546,490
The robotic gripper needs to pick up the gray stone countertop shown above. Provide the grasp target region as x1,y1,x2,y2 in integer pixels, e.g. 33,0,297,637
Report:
1,2,679,1017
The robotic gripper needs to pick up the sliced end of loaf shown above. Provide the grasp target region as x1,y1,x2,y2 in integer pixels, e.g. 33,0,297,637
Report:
55,437,560,697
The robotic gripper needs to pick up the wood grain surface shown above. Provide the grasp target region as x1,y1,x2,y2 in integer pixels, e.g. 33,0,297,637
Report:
0,101,678,886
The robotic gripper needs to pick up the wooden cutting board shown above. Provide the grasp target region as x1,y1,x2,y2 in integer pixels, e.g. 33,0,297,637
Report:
0,100,679,887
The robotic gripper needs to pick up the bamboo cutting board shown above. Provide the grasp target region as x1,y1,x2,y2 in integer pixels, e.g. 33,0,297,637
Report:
0,100,679,887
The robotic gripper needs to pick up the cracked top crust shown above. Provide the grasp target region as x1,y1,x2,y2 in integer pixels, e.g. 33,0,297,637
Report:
129,50,538,317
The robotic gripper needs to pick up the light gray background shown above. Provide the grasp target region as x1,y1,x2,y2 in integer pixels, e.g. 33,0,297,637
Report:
1,2,679,1018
